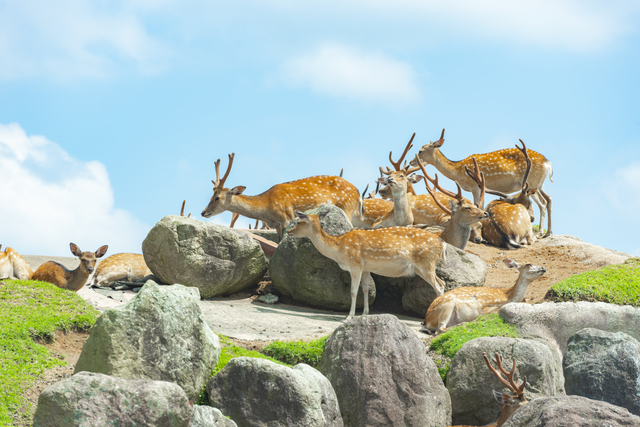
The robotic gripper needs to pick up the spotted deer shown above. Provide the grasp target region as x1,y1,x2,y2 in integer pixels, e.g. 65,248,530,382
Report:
410,129,553,237
92,253,152,288
422,259,546,334
0,246,33,280
289,211,446,319
201,153,363,240
32,243,108,291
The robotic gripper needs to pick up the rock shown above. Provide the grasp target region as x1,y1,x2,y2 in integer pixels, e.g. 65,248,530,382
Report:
270,204,375,312
142,215,268,298
502,395,640,427
207,357,343,427
374,243,487,316
191,406,237,427
563,328,640,415
499,302,640,360
447,337,562,426
319,314,451,427
74,281,221,402
536,234,632,267
33,371,192,427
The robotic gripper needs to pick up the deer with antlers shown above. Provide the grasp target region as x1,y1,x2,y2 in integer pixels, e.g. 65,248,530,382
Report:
0,246,33,280
411,129,553,237
201,153,363,240
422,259,546,334
289,211,446,319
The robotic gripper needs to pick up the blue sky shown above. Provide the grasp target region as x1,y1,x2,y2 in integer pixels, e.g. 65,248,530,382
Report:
1,1,639,257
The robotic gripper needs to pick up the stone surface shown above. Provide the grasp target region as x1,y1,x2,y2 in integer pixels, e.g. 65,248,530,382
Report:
207,357,343,427
447,336,562,426
142,215,268,298
502,395,640,427
536,234,632,267
319,314,451,427
33,371,192,427
74,281,221,402
563,328,640,415
191,406,237,427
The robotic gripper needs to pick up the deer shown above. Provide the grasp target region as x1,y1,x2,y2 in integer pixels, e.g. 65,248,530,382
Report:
415,156,488,250
32,243,108,291
410,129,553,237
0,246,33,280
289,211,446,319
422,259,546,334
92,253,152,288
201,153,363,240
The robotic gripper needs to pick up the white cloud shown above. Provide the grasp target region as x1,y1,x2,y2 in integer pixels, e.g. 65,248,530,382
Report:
282,44,422,104
0,123,150,256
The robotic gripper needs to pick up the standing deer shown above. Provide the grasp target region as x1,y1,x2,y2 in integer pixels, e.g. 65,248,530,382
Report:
32,243,108,291
422,259,546,334
0,246,33,280
201,153,362,240
415,156,488,250
410,129,553,237
289,211,446,319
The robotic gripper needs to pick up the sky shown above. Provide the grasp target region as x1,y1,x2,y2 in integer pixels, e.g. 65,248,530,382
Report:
1,0,639,257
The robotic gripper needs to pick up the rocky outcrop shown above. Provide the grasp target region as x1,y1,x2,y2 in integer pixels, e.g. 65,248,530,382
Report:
74,281,221,402
207,358,343,427
536,234,632,267
142,215,268,298
33,372,192,427
563,328,640,416
446,337,562,426
319,314,451,427
191,406,237,427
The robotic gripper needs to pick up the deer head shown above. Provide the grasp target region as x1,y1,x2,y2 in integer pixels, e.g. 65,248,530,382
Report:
201,153,244,218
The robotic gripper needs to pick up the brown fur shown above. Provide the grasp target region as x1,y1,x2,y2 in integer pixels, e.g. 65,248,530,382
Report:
32,243,108,291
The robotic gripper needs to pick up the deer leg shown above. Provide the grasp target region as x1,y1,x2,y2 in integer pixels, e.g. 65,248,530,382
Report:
347,270,364,320
415,267,445,297
537,188,552,237
530,191,547,238
361,272,374,316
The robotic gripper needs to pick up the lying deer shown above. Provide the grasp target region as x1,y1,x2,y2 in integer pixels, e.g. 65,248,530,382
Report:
0,246,33,280
201,153,363,240
289,211,446,319
92,253,152,288
32,243,108,291
411,128,553,237
422,259,546,334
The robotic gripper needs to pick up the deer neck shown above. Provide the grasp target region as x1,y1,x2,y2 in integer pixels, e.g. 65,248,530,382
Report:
503,272,532,303
65,265,92,291
390,187,413,225
228,193,278,223
440,216,471,250
431,149,465,183
304,221,343,261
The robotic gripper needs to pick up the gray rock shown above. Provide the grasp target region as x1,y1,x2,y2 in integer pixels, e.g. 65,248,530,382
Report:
563,328,640,415
74,281,221,402
243,229,279,244
207,357,343,427
319,314,451,427
270,204,375,312
374,243,487,316
447,337,562,426
142,215,268,298
33,371,192,427
191,406,237,427
499,302,640,361
502,395,640,427
536,234,632,267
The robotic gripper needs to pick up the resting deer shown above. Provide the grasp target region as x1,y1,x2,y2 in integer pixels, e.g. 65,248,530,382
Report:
410,129,553,237
415,156,488,250
422,259,546,334
92,253,152,288
289,211,446,319
0,246,33,280
32,243,108,291
201,153,362,240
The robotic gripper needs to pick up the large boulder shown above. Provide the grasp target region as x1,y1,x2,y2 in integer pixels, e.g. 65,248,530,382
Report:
319,314,451,427
447,337,562,426
503,395,640,427
270,204,375,312
33,372,192,427
142,215,268,298
74,281,221,402
563,328,640,415
499,302,640,360
207,358,343,427
374,243,487,316
191,406,237,427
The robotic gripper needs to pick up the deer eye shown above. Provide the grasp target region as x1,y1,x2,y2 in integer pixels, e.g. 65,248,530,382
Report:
214,196,220,201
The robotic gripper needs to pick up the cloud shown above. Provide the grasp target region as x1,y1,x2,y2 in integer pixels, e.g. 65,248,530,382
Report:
281,44,422,104
605,162,640,213
0,123,150,256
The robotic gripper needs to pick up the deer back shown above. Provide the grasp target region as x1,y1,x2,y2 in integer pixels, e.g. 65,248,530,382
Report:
93,253,152,287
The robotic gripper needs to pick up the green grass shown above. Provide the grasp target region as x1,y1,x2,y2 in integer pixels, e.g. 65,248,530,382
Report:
429,313,518,380
261,336,328,369
0,279,100,426
546,257,640,306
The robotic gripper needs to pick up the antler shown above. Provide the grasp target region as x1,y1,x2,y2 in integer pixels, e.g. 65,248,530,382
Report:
415,155,461,215
389,133,416,171
516,139,532,191
212,153,235,188
462,157,486,209
483,352,527,396
464,157,512,200
180,200,191,218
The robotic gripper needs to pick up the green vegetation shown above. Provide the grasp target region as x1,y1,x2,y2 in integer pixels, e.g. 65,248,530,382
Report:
546,257,640,306
0,279,100,426
429,313,518,380
261,336,328,369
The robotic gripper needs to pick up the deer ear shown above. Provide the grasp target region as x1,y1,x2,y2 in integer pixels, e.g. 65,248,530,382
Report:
295,211,309,221
493,390,505,404
70,243,83,258
409,174,424,184
527,188,538,196
229,186,246,195
448,199,459,211
503,259,520,269
318,211,329,221
95,245,108,258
